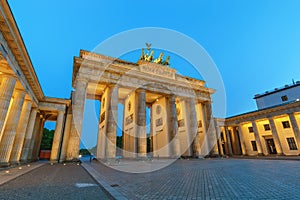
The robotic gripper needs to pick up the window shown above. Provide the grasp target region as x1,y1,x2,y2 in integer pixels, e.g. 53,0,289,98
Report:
251,141,257,151
248,127,254,133
282,121,290,129
281,95,288,102
264,124,271,131
286,137,298,150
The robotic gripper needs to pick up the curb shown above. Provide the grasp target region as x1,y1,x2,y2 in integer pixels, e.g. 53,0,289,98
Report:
0,162,45,186
231,156,300,161
81,162,127,200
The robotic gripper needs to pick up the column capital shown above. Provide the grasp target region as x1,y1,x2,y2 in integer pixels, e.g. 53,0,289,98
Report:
135,88,146,93
168,94,177,102
287,112,296,117
0,73,17,79
14,88,26,94
107,83,118,89
57,110,65,116
75,77,88,83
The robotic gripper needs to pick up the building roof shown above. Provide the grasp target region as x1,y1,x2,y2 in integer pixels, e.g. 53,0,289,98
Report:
0,1,44,101
254,81,300,99
226,100,300,125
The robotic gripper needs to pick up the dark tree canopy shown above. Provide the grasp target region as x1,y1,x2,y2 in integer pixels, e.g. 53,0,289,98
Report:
40,128,54,150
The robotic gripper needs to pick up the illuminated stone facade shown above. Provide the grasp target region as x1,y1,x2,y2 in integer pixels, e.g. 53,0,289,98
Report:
0,2,70,166
218,96,300,156
67,50,217,160
0,1,218,164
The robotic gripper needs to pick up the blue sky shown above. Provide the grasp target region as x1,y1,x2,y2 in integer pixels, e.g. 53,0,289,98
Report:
8,1,300,148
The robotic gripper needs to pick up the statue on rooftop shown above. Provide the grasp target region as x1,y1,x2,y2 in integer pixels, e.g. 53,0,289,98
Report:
154,52,164,64
139,43,170,66
162,56,170,66
139,48,145,60
146,50,154,62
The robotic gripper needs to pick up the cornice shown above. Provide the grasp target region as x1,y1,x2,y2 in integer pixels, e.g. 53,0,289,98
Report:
0,1,44,101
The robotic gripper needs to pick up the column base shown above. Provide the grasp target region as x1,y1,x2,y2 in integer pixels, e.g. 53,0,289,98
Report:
277,153,285,156
257,153,264,156
64,158,81,163
9,161,21,165
0,162,10,167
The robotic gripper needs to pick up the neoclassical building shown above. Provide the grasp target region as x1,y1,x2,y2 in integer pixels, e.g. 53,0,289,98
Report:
68,50,219,160
1,1,299,167
0,2,70,166
218,83,300,157
0,1,220,166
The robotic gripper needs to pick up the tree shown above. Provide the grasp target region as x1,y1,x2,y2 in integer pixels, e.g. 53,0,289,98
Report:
116,136,122,149
40,128,54,150
79,149,91,155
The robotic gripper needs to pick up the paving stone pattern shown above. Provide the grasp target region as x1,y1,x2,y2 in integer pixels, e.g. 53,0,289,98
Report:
88,158,300,199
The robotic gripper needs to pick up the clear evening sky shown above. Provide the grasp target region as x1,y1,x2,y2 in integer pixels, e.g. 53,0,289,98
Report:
8,1,300,148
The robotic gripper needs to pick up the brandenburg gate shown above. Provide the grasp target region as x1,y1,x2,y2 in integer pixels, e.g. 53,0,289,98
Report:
64,49,218,160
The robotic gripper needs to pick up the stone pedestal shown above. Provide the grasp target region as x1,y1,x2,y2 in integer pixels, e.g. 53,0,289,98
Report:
20,108,37,162
50,111,65,162
0,74,16,141
10,100,32,163
0,89,25,165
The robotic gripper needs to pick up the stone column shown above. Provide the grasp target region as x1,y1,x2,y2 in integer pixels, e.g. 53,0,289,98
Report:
136,89,147,158
66,79,88,160
0,89,25,165
237,124,247,155
32,117,45,161
168,95,180,157
9,100,32,163
105,85,118,159
268,118,283,155
215,126,224,156
59,107,72,162
50,111,65,162
27,114,42,161
224,126,233,156
20,108,37,162
96,99,105,159
288,113,300,150
0,74,16,140
188,99,197,156
251,121,263,155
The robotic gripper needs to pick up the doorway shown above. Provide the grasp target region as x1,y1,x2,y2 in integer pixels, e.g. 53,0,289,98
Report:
265,138,277,154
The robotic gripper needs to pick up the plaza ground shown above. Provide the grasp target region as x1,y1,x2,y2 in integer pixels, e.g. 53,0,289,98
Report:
0,162,111,200
1,158,300,199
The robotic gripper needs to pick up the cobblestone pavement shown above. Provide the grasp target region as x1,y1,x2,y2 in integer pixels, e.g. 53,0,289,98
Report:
85,158,300,199
0,163,111,200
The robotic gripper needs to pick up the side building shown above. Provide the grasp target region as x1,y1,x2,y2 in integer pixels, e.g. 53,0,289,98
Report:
0,1,70,166
218,82,300,156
